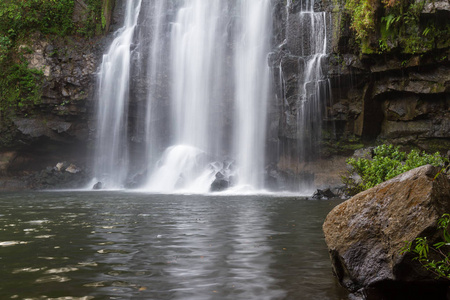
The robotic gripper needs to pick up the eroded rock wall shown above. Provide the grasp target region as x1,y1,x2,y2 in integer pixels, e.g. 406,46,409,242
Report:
328,0,450,150
269,0,450,188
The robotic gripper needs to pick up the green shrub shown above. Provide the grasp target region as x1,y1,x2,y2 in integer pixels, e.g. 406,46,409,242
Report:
0,0,75,39
345,0,378,40
401,214,450,280
342,144,447,195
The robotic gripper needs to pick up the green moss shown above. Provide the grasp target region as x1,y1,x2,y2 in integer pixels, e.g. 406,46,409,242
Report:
101,12,107,30
423,139,450,154
0,61,43,117
361,39,375,54
321,134,366,156
77,0,110,37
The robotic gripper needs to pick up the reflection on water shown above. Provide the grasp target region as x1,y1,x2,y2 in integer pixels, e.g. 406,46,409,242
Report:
0,192,348,299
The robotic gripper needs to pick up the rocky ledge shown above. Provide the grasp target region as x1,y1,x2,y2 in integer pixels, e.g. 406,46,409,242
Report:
323,165,450,299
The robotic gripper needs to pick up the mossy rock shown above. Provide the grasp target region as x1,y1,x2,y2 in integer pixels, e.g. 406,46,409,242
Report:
418,139,450,154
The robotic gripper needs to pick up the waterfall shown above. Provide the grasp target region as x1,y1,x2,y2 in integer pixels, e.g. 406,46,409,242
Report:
94,0,273,192
289,0,331,163
93,0,142,189
234,0,272,189
144,1,233,193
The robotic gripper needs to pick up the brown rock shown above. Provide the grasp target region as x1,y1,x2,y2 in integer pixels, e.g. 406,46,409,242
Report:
323,165,450,297
0,152,17,176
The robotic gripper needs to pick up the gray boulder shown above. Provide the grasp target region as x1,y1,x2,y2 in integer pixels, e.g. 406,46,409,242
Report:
323,165,450,299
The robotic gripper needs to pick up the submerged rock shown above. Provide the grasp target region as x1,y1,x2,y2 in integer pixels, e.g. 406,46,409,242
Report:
93,182,103,190
210,178,229,192
210,172,230,192
310,188,336,200
323,165,450,299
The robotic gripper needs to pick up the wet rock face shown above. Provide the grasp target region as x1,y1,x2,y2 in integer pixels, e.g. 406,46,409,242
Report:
322,0,450,153
11,33,99,144
0,33,103,180
323,165,450,298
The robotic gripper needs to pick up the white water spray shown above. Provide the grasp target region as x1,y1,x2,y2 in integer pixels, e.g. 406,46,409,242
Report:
143,0,272,192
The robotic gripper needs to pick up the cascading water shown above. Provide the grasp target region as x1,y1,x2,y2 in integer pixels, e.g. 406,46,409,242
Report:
143,0,168,170
293,0,331,162
93,0,272,192
93,0,142,189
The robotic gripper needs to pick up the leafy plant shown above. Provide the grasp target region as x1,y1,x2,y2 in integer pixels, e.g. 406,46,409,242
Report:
422,26,431,37
381,14,401,31
378,38,389,52
347,0,448,54
345,0,378,40
342,144,447,195
401,214,450,280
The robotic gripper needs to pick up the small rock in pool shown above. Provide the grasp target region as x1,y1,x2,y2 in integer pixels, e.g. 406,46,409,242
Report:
93,182,103,190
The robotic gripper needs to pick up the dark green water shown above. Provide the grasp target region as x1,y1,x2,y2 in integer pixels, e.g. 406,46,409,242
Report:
0,191,348,299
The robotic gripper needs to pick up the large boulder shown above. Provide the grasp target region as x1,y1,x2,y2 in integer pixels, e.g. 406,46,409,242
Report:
323,165,450,299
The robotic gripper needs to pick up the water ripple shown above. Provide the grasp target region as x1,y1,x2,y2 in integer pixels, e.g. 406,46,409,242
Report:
0,191,348,299
0,241,28,247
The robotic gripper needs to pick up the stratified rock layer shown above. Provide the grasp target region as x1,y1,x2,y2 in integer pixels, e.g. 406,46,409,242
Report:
323,165,450,298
